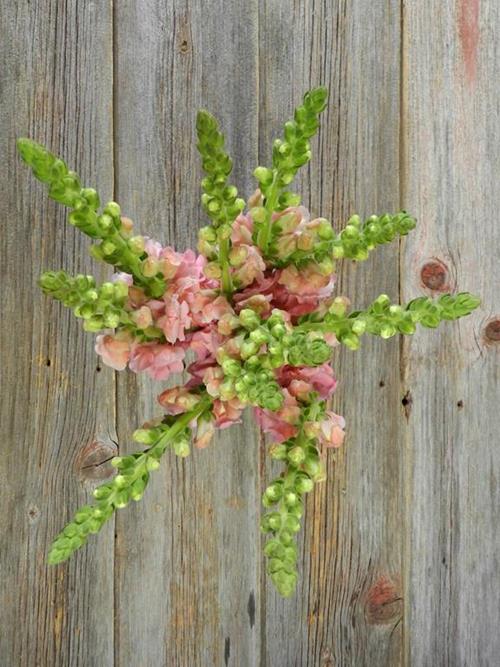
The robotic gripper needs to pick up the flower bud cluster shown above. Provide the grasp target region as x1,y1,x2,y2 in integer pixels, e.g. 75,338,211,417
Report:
268,210,416,268
253,87,328,202
48,401,211,565
196,110,245,226
39,270,129,332
260,401,330,597
17,139,165,297
298,292,482,350
215,309,333,410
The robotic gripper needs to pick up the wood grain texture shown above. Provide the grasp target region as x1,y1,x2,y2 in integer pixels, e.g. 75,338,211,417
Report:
112,2,261,666
0,2,116,666
401,1,500,664
1,0,499,665
259,1,404,664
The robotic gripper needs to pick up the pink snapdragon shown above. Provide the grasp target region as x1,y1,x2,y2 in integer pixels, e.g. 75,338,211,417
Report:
276,364,337,400
158,386,202,414
95,332,132,371
129,342,185,380
318,411,346,448
254,390,301,442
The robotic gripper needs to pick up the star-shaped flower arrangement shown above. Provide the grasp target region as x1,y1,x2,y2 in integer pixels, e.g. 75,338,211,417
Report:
18,88,479,597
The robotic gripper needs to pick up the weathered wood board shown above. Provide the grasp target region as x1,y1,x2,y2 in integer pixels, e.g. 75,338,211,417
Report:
0,2,116,666
402,1,500,664
0,0,498,665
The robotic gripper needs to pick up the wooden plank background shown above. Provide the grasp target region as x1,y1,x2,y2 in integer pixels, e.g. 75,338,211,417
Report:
1,1,498,665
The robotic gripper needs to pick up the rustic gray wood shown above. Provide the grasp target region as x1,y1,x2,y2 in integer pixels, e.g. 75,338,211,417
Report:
0,2,116,666
401,1,500,664
112,2,261,666
259,1,405,665
1,0,499,665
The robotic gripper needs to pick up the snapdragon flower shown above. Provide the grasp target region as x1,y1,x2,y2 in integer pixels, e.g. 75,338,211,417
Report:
18,87,480,597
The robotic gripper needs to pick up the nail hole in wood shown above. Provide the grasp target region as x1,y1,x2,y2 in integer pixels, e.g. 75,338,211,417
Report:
457,400,464,408
402,390,413,419
379,380,385,387
46,358,51,367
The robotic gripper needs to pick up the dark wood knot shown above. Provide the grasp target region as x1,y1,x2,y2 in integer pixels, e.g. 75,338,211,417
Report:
74,439,117,481
420,259,449,292
365,575,402,625
484,319,500,343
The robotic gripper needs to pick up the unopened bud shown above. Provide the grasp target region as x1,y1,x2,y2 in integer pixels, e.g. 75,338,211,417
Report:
142,257,159,277
129,235,145,254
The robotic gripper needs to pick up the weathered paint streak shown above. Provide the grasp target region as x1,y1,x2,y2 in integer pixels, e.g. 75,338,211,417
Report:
458,0,480,83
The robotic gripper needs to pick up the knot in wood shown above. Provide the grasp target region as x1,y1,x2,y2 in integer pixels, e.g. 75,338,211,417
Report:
74,439,117,481
484,319,500,343
365,575,402,625
420,259,449,291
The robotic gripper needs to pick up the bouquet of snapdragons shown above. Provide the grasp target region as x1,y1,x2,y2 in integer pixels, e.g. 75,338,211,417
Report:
18,87,479,597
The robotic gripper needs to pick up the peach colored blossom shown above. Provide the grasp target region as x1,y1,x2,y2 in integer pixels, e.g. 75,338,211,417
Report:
212,398,245,428
194,419,215,449
95,333,132,371
129,343,185,380
318,411,346,448
158,386,201,414
158,295,191,343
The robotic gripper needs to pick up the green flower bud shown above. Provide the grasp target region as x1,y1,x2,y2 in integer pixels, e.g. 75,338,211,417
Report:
249,328,270,345
93,485,112,500
269,443,288,461
339,332,360,350
173,440,190,457
250,206,266,223
221,359,241,377
101,240,117,256
239,309,261,330
284,515,301,533
133,428,157,444
264,539,285,558
130,477,147,501
288,446,306,465
284,491,299,507
317,219,334,239
104,201,121,220
253,166,273,185
99,213,114,232
129,235,146,254
351,318,367,335
264,481,283,503
380,324,396,339
240,339,259,359
268,513,282,531
146,457,161,472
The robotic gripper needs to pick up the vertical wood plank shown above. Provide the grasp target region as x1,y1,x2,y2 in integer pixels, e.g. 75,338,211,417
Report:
402,1,500,664
259,1,404,664
0,2,115,666
113,2,260,665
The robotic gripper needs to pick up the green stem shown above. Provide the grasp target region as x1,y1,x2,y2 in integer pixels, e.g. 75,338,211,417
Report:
257,173,280,254
218,233,234,297
148,396,212,457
